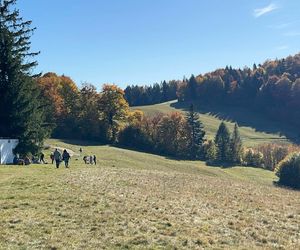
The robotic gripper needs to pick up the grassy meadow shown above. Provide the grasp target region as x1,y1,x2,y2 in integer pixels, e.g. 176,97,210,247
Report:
1,139,300,249
133,100,298,147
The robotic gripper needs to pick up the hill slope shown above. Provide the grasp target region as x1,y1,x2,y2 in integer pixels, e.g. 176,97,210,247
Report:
134,100,298,147
1,139,299,249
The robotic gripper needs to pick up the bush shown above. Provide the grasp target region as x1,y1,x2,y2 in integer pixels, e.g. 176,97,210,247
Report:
203,140,217,165
118,125,153,152
243,148,264,168
275,153,300,189
257,144,291,170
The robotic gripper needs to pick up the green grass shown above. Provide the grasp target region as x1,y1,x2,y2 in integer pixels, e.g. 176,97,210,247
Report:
134,100,298,147
1,139,300,249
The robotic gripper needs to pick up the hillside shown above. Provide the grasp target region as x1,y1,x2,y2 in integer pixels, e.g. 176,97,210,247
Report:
126,54,300,131
1,139,300,249
134,100,298,147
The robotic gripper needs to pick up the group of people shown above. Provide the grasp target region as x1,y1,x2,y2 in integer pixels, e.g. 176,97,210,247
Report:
13,153,45,165
13,147,98,168
83,155,97,165
50,149,70,168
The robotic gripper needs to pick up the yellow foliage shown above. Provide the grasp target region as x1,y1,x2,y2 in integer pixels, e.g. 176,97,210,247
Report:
37,73,79,116
128,110,144,124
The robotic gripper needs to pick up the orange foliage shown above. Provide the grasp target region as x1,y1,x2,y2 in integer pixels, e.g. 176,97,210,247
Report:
37,73,79,117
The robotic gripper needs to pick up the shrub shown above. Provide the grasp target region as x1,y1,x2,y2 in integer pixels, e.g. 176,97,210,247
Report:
118,125,153,151
243,148,264,168
257,144,291,170
203,140,217,165
275,153,300,189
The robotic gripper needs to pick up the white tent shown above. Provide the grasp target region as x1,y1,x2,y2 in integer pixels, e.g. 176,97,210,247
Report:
0,139,19,164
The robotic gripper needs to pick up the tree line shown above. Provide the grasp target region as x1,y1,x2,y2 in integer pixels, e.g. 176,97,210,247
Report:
125,80,179,106
177,55,300,128
124,53,300,131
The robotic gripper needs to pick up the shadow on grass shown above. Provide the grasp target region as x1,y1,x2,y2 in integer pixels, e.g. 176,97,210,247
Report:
114,144,189,161
273,181,300,191
57,138,107,147
204,160,245,168
171,101,300,144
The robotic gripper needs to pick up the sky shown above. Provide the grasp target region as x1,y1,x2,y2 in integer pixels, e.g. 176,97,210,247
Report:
17,0,300,89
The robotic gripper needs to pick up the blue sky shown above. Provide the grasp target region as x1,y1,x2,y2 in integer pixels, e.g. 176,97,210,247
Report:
18,0,300,89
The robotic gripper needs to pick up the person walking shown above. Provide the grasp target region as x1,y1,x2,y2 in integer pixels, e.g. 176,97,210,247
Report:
62,149,71,168
93,155,97,165
40,152,45,164
53,149,61,168
50,153,54,164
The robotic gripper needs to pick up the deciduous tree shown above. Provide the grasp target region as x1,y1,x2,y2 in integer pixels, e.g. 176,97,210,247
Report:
99,84,129,142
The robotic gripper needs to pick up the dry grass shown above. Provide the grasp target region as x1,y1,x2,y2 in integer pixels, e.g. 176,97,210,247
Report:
0,140,299,249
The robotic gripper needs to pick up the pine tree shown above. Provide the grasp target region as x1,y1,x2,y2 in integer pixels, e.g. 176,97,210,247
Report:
186,104,206,159
214,122,231,162
0,0,49,155
187,75,197,100
230,123,243,163
162,80,168,102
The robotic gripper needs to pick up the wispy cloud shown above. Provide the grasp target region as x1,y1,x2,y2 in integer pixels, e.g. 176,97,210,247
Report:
276,45,289,50
253,3,279,18
269,23,291,29
283,31,300,37
268,20,300,29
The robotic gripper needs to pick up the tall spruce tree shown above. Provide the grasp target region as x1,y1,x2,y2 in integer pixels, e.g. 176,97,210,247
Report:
186,104,205,159
230,123,243,163
187,75,197,100
0,0,49,155
215,122,231,162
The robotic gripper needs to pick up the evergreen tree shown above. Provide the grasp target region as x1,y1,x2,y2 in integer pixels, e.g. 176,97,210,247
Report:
186,104,205,159
162,80,168,102
187,75,197,100
214,122,231,162
230,123,243,163
0,0,49,155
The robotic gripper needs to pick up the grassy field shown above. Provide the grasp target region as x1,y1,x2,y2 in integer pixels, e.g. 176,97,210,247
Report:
133,100,299,147
1,139,299,249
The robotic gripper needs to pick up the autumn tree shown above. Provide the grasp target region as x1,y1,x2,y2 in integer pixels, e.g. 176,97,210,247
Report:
156,112,188,157
0,0,49,155
99,84,129,142
37,73,79,137
75,84,106,141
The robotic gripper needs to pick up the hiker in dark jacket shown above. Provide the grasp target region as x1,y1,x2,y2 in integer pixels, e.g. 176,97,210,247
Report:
53,149,61,168
62,149,71,168
40,153,45,164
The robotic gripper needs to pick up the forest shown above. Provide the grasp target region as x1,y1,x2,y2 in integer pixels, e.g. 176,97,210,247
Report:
125,53,300,131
